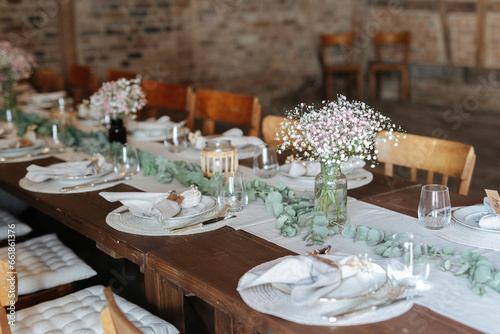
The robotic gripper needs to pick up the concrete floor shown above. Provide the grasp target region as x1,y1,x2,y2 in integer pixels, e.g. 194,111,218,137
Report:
369,101,500,199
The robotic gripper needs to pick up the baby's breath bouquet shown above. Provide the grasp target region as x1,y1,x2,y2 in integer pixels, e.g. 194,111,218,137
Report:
278,95,403,223
0,41,36,121
89,77,146,120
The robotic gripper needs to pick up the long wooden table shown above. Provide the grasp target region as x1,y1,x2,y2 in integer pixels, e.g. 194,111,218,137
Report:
0,156,483,333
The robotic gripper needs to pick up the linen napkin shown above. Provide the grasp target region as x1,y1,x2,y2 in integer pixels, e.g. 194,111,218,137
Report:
479,197,500,230
237,255,359,306
286,157,366,178
99,192,181,223
194,128,264,150
25,155,106,183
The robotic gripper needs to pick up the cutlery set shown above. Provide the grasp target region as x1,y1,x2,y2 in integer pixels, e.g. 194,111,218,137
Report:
59,171,129,192
0,146,63,162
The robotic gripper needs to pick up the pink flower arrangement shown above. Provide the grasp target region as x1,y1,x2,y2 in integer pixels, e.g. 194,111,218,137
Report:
89,77,147,120
0,41,36,81
277,95,403,167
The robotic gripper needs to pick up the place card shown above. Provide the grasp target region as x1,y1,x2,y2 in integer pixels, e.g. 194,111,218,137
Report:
167,192,184,204
485,189,500,214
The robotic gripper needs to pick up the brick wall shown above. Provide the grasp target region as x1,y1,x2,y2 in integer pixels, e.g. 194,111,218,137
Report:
1,0,500,112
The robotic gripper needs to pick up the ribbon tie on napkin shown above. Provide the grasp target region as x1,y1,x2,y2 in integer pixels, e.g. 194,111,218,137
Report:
237,255,359,306
194,128,264,150
26,155,106,183
479,197,500,230
99,192,181,223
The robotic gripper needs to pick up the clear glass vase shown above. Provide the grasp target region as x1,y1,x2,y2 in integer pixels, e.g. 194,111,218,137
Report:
1,79,17,123
314,162,347,224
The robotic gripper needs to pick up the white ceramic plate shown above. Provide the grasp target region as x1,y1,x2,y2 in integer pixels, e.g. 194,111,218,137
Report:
49,162,114,184
452,205,500,233
129,195,217,222
0,139,44,157
272,255,388,301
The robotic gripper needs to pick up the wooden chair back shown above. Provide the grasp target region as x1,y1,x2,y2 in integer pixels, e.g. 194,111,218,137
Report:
36,70,64,92
106,69,137,82
68,64,99,103
188,89,261,137
101,287,142,334
374,31,411,64
375,132,476,195
140,80,193,120
319,33,363,101
0,259,15,334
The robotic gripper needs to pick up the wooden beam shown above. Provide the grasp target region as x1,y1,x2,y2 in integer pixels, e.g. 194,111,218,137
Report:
58,0,77,79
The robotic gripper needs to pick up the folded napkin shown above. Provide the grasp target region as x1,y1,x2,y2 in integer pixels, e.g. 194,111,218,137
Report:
25,155,106,183
99,192,181,222
128,116,171,132
194,128,264,150
286,157,366,177
479,197,500,230
287,161,321,177
237,255,359,306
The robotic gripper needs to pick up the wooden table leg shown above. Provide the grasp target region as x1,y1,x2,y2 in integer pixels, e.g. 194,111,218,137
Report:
144,268,185,333
214,308,256,334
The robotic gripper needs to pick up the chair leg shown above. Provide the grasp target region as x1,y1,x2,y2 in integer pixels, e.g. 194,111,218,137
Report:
356,70,363,101
369,70,376,102
401,68,409,103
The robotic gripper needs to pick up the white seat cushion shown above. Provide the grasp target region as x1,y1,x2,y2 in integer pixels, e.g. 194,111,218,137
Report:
13,285,179,334
0,209,32,241
0,233,97,295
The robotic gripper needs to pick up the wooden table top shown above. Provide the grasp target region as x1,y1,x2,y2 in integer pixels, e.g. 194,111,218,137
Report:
147,186,482,334
0,156,231,267
0,156,483,333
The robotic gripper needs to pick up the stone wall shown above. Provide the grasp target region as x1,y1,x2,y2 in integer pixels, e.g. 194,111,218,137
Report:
1,0,500,113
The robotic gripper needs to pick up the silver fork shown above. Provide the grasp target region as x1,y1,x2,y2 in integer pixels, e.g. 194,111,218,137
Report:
321,279,410,320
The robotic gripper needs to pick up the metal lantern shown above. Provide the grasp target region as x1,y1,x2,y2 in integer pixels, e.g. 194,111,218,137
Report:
200,139,238,177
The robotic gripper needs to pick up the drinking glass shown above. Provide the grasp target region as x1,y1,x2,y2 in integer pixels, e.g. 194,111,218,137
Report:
164,125,188,153
418,184,451,230
387,232,429,289
253,143,279,178
218,172,248,213
112,144,140,176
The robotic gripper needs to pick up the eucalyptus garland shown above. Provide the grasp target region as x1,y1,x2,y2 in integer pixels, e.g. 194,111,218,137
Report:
15,113,498,297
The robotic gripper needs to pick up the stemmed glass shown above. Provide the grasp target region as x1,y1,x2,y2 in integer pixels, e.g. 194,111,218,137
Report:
218,172,248,213
112,144,140,177
164,124,188,153
253,144,279,178
418,184,451,230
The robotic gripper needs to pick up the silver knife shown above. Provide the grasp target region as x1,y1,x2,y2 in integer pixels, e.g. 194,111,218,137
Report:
172,215,236,233
59,172,128,192
324,295,421,323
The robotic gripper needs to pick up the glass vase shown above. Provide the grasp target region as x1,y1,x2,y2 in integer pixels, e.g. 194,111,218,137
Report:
1,78,17,123
314,162,347,224
108,118,127,144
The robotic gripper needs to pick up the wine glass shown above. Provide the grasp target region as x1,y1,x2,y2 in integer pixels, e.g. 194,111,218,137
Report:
253,143,279,178
218,172,248,213
418,184,451,230
112,144,140,176
164,124,188,153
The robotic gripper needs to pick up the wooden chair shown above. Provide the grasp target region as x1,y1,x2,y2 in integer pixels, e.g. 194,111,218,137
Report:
35,70,65,92
0,261,178,334
375,132,476,195
106,69,137,82
101,287,142,334
320,33,363,101
188,89,261,137
68,64,99,103
369,31,411,103
140,80,193,120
